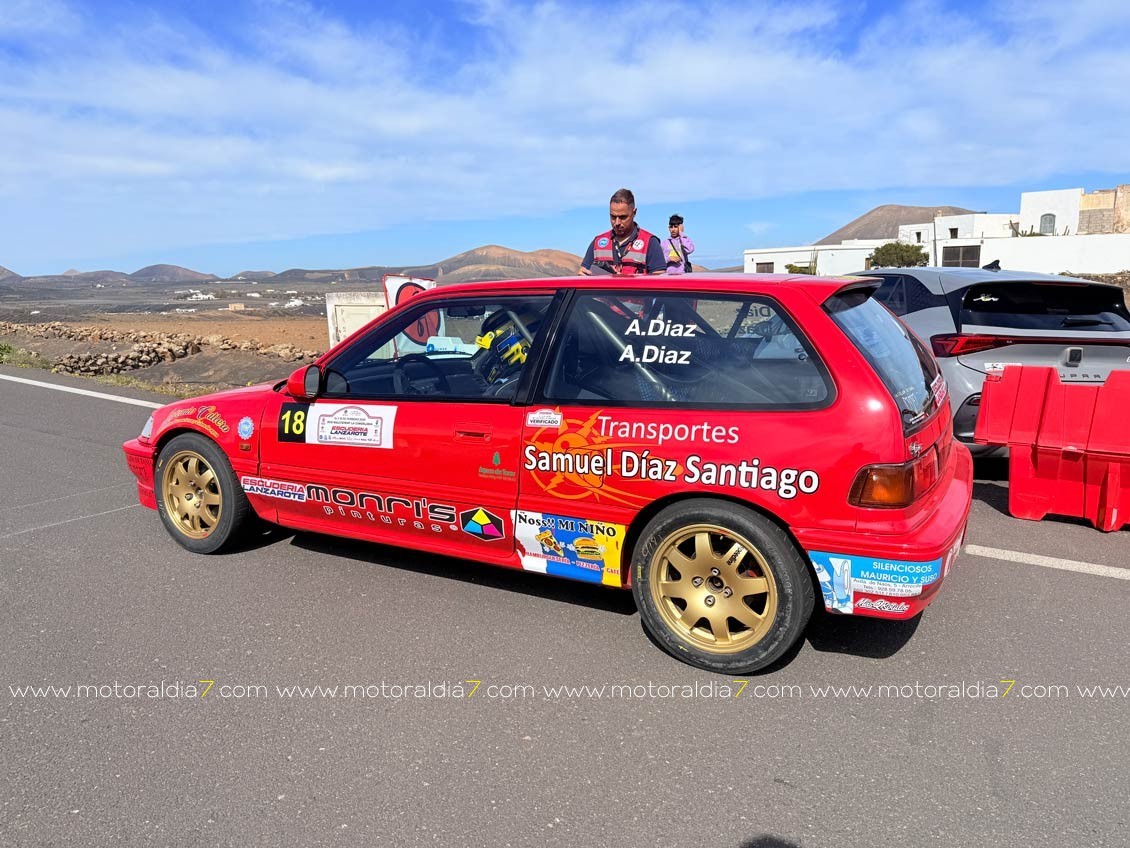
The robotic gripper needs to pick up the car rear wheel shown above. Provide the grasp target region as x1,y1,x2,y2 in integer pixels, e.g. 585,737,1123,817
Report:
632,500,814,673
156,433,249,554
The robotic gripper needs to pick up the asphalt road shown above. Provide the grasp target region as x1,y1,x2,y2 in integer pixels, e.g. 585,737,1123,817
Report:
2,364,1127,847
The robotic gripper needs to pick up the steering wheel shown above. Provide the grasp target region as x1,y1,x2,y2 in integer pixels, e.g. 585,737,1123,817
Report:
393,353,451,394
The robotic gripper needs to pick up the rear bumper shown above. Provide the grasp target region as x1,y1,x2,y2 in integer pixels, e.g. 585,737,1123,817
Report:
796,443,972,619
122,438,157,510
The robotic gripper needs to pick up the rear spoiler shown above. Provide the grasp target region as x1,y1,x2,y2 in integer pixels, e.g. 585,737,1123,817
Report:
822,277,880,311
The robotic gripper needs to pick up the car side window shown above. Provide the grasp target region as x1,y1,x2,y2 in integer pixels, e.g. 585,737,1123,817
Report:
903,276,946,313
872,275,908,315
540,292,832,409
323,296,554,400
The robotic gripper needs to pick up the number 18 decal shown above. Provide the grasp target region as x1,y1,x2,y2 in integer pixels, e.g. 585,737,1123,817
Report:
278,403,309,442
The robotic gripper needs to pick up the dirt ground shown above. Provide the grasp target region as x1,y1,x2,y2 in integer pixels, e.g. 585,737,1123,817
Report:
68,313,331,349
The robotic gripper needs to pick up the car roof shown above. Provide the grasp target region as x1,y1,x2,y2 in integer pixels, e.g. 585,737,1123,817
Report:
410,272,864,301
860,266,1108,288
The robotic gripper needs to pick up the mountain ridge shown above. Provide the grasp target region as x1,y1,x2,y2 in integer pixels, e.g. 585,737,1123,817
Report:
816,204,975,245
3,245,584,288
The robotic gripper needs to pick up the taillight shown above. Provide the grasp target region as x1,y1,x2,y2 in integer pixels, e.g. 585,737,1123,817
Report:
850,446,940,508
932,333,1130,357
930,333,1012,357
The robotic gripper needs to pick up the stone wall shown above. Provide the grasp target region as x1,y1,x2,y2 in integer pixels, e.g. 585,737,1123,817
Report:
0,321,320,376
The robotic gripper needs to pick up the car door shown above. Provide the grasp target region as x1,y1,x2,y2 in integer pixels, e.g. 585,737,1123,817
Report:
514,287,837,588
257,291,556,563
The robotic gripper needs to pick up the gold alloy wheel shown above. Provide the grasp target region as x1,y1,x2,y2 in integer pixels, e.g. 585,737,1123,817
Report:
648,524,778,654
161,449,222,540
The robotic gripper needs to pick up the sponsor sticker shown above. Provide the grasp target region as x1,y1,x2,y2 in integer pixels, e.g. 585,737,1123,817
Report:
525,408,563,429
523,409,819,506
515,511,625,586
167,405,231,437
930,372,947,407
240,476,307,502
309,484,457,533
808,550,943,614
854,597,911,614
460,507,506,540
238,416,255,440
478,451,517,482
317,405,385,447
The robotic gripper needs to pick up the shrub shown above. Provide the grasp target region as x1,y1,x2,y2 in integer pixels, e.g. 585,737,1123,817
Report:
870,242,929,267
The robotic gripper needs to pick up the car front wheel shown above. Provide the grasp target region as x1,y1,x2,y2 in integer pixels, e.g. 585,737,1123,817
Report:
155,433,250,554
632,500,814,673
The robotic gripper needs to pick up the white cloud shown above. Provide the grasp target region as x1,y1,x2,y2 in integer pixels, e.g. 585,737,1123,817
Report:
0,0,1128,267
0,0,80,37
745,221,775,236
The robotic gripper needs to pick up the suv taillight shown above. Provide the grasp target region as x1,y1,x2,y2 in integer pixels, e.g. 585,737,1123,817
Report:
932,332,1130,357
930,333,1012,357
849,447,941,508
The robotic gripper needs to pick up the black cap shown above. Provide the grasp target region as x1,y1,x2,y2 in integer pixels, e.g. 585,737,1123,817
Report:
669,214,684,226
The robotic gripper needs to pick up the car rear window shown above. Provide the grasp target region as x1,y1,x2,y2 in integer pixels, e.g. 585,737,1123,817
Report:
959,281,1130,332
540,292,832,409
825,289,943,430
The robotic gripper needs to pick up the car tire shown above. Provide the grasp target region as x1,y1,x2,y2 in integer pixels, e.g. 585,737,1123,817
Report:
155,433,250,554
631,499,814,674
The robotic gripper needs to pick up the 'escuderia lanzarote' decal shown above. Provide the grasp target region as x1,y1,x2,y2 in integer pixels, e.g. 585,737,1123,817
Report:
524,409,819,504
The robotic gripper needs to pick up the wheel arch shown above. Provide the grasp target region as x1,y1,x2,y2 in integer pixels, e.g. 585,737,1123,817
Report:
153,426,214,458
152,427,260,518
620,493,817,595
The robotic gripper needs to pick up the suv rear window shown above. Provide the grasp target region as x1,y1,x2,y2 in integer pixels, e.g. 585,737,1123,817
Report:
959,281,1130,332
541,292,832,409
825,289,942,430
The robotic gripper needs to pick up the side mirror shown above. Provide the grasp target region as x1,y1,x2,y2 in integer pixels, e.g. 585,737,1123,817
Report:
287,364,321,401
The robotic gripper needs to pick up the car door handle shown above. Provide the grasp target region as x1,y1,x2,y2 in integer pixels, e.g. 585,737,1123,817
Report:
455,426,492,443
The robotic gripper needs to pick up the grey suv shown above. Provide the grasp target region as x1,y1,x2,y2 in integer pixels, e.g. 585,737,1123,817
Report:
852,267,1130,452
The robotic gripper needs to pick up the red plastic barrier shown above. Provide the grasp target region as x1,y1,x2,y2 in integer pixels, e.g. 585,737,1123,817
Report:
975,366,1130,532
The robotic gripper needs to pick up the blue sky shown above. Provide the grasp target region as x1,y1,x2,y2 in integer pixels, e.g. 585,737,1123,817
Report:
1,0,1128,276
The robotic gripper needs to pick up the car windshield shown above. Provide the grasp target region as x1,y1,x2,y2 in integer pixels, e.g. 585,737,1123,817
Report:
958,281,1130,332
825,289,942,431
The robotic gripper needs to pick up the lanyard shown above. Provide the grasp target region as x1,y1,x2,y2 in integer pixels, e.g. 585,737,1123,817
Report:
613,226,639,259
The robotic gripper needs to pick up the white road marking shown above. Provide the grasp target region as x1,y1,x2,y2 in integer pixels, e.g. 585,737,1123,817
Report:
10,483,133,511
0,373,162,409
0,504,140,540
966,544,1130,582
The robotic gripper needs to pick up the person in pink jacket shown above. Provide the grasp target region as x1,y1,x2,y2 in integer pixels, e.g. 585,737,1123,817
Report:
662,214,695,274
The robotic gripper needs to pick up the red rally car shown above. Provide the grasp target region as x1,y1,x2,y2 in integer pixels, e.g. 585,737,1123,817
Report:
123,274,972,673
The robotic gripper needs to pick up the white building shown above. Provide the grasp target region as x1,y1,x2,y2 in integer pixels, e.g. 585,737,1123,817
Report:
743,239,886,277
744,186,1130,275
1019,188,1082,236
